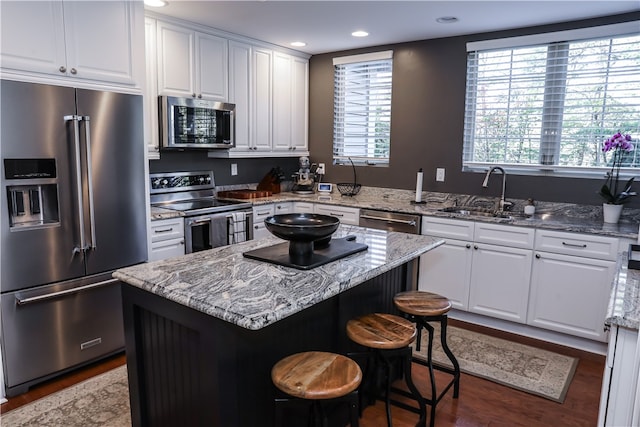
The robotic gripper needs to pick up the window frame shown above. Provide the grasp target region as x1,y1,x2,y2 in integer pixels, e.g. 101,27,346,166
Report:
462,21,640,179
332,50,394,167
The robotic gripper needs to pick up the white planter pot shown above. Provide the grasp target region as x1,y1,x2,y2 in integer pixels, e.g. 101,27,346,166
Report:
603,203,623,224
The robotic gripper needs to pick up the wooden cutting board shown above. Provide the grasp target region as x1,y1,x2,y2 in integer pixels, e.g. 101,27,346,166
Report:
217,190,273,199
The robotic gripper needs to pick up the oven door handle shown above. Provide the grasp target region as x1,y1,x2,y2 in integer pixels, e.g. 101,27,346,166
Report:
15,278,119,306
188,218,212,226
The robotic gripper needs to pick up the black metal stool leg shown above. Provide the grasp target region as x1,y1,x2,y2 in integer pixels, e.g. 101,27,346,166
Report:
439,316,461,398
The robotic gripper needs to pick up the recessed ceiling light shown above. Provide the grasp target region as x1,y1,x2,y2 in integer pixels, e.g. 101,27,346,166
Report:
291,41,307,47
351,30,369,38
436,16,459,24
144,0,168,7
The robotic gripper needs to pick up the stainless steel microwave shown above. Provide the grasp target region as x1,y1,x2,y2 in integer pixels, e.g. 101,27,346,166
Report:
160,96,235,150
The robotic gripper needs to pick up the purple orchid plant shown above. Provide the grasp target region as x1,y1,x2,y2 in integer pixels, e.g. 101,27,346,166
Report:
598,132,636,205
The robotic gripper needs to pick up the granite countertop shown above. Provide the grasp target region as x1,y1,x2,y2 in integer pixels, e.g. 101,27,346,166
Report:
114,225,443,330
150,206,183,220
605,252,640,331
224,187,640,240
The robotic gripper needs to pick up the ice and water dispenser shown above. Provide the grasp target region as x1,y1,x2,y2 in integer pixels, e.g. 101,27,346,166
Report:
4,159,59,229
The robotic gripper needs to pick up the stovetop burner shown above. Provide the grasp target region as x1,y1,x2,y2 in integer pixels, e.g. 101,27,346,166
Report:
243,236,368,270
158,198,251,215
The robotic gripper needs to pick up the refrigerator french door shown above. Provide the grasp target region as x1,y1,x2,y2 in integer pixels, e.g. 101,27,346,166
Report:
0,80,147,396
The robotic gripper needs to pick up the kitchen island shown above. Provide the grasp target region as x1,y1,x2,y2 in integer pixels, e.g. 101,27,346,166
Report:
114,225,443,427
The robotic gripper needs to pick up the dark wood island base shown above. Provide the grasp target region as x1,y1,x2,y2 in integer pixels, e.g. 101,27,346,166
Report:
122,264,412,427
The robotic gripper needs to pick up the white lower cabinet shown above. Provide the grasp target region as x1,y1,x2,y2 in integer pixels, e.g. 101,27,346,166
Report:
527,230,617,342
468,243,533,323
292,201,314,213
313,204,359,225
149,217,184,261
252,203,275,240
419,238,472,310
274,202,292,215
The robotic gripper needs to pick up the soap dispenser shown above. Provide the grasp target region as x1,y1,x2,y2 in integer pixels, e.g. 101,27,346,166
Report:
524,199,535,216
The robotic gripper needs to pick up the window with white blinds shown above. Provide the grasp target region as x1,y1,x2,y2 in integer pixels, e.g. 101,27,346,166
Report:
463,22,640,175
333,51,393,165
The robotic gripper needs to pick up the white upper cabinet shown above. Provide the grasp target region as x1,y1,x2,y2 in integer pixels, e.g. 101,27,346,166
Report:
144,17,160,159
156,21,228,101
252,47,274,152
273,52,309,152
1,0,144,89
228,41,252,151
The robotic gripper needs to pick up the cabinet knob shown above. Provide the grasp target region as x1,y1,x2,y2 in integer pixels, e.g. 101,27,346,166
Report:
473,245,478,250
466,244,471,249
192,93,196,98
59,66,67,73
198,94,202,99
535,253,541,259
70,68,77,75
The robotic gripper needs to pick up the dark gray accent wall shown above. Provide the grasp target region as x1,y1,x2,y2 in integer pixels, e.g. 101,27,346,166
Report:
308,12,640,207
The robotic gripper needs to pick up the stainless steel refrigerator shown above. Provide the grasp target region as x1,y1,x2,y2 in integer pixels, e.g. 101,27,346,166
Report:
0,80,147,396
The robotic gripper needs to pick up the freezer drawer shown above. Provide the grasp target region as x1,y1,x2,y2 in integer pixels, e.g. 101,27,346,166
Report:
1,273,125,396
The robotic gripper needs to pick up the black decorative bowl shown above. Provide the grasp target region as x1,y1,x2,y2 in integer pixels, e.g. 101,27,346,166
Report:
264,213,340,257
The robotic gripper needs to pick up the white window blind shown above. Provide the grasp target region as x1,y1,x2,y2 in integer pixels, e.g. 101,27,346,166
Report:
333,51,393,165
463,22,640,174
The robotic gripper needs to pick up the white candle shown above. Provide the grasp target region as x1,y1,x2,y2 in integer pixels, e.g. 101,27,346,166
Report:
415,169,423,203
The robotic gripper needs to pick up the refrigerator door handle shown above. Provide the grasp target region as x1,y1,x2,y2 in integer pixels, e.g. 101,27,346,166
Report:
81,116,97,250
15,278,119,305
65,114,87,254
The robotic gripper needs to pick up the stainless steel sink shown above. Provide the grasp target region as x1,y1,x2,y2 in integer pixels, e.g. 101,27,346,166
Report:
438,206,515,219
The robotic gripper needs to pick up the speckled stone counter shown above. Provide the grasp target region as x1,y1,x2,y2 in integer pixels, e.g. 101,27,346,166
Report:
605,253,640,330
223,186,640,240
150,206,183,220
114,225,443,330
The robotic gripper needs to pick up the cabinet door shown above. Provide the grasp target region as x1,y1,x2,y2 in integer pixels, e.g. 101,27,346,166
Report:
229,41,252,151
272,52,293,151
144,17,159,159
274,202,293,214
291,56,309,151
157,21,195,97
468,244,533,323
0,1,66,76
293,202,314,213
196,33,228,100
252,204,275,240
252,47,272,151
418,239,472,310
63,1,138,85
528,252,615,341
149,238,185,261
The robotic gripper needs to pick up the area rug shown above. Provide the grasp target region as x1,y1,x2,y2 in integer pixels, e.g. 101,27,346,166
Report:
1,366,131,427
412,325,578,403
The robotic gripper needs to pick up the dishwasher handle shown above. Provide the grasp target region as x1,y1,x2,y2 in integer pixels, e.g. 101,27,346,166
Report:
359,214,417,227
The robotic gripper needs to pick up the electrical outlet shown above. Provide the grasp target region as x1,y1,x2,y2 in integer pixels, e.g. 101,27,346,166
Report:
317,163,326,174
436,168,445,182
231,163,238,176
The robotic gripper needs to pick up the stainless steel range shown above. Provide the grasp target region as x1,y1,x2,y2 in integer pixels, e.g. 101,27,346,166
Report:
150,171,253,253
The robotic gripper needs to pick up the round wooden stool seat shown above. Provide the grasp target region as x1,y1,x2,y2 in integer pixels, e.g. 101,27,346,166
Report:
271,351,362,400
346,312,417,350
394,291,452,317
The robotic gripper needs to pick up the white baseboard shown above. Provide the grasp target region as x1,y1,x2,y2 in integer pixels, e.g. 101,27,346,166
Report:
0,397,7,404
449,309,608,355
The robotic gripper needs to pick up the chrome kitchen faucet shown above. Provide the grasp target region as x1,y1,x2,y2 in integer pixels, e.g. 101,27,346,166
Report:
482,166,513,212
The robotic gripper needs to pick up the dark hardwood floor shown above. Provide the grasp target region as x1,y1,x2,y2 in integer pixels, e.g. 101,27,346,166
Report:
1,320,605,426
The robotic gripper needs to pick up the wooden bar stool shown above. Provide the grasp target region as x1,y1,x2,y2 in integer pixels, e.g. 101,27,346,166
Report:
393,291,461,427
346,312,426,427
271,351,362,427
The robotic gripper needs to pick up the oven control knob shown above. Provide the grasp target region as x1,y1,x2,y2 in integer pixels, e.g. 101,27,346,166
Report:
162,179,168,186
206,176,211,182
199,177,204,182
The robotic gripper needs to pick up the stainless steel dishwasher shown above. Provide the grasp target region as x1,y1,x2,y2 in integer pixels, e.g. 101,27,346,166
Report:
359,208,422,290
358,208,421,234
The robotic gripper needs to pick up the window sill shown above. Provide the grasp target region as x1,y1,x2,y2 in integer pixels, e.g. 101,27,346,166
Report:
463,162,635,180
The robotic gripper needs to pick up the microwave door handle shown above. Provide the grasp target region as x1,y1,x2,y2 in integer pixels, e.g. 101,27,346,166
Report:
65,114,86,255
81,116,97,250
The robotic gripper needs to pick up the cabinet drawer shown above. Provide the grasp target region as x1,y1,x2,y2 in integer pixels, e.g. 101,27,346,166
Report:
421,217,474,240
150,217,184,243
274,202,292,214
253,204,275,221
149,238,185,261
474,223,534,249
535,230,618,260
292,202,314,213
314,204,359,225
